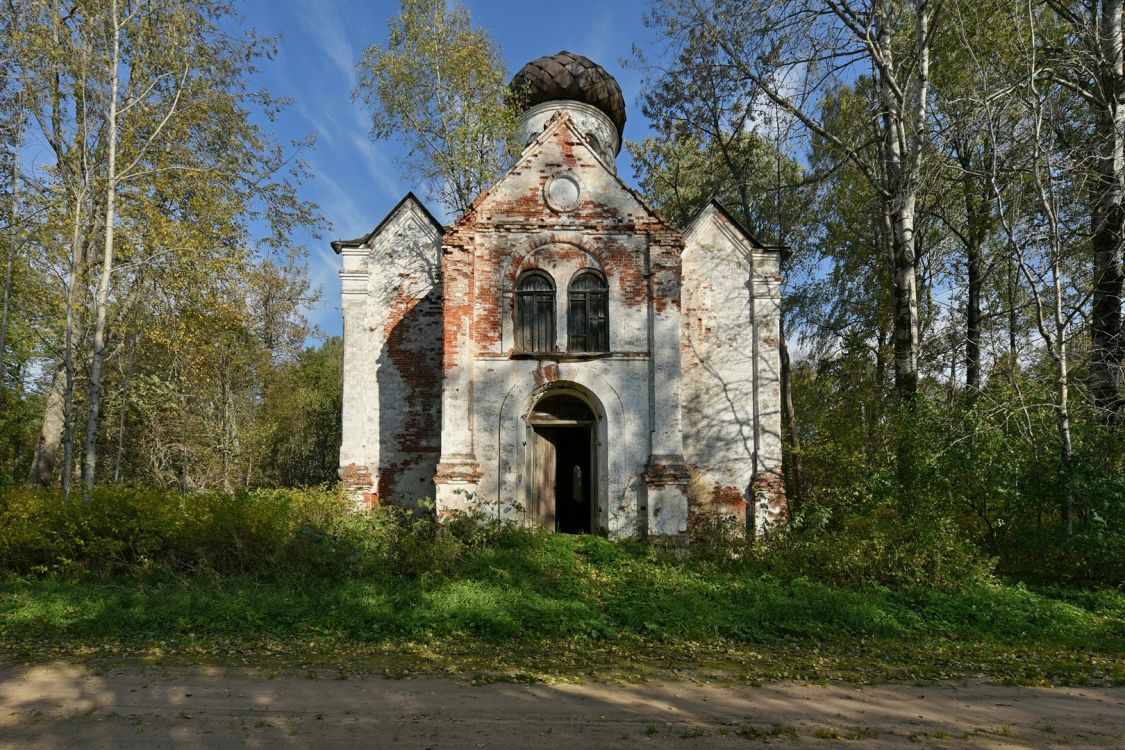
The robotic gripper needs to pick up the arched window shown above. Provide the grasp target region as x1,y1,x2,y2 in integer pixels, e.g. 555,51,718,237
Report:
515,270,555,353
568,270,608,352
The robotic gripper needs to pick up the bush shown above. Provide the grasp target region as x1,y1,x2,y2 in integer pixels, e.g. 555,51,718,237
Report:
0,485,357,577
0,485,1121,672
759,507,997,590
0,485,549,582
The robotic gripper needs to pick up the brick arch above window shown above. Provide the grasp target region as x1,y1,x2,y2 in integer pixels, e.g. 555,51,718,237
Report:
504,242,617,357
509,242,605,285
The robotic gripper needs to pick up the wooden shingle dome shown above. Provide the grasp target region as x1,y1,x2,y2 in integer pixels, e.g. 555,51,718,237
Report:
509,51,627,146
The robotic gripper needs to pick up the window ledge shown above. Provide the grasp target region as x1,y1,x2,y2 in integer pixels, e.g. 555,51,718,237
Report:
509,352,613,362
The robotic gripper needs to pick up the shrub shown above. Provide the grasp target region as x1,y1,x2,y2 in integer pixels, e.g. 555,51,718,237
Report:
0,485,548,582
0,485,355,577
759,506,996,590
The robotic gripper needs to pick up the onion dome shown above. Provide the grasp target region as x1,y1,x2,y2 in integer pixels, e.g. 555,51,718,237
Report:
509,51,627,142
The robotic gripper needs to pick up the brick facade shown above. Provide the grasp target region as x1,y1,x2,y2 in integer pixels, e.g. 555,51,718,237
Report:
334,75,784,537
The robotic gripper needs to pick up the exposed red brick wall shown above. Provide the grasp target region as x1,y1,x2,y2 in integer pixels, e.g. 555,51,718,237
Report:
643,462,692,488
687,482,749,533
532,362,560,386
441,237,474,373
338,462,372,487
442,116,684,362
377,281,443,504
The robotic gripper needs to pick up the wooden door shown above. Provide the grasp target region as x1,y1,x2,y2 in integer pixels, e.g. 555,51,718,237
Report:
534,428,557,529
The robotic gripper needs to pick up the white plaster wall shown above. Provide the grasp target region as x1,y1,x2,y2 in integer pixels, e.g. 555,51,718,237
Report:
681,205,783,531
471,357,652,537
339,244,375,484
430,113,692,536
750,249,785,531
517,100,620,169
339,198,443,505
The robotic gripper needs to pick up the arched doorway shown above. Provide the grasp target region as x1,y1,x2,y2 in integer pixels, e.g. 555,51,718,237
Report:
528,393,596,533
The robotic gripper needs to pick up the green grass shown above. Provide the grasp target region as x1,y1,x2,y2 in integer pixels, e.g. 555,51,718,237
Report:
0,487,1121,683
0,532,1121,684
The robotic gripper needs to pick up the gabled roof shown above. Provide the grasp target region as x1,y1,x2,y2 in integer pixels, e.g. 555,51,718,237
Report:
687,199,789,258
330,192,444,254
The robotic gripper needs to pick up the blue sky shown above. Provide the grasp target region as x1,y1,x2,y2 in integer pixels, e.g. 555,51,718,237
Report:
238,0,659,339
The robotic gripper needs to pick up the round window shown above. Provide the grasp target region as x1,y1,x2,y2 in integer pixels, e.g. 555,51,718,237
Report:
544,175,581,212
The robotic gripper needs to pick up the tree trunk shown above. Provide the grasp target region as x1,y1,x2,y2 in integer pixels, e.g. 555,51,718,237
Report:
0,112,22,406
1089,0,1125,422
1055,338,1074,535
112,333,137,482
220,352,233,493
61,197,86,503
959,138,985,391
890,197,921,398
28,362,67,486
873,0,928,510
778,308,804,508
1007,252,1018,357
82,0,121,503
966,232,982,390
876,0,924,400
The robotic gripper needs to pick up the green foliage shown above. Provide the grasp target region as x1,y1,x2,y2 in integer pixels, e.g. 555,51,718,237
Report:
253,337,343,487
0,487,1120,663
354,0,520,215
0,387,38,485
790,360,1125,587
2,0,323,493
762,510,996,591
0,487,1120,686
0,485,354,577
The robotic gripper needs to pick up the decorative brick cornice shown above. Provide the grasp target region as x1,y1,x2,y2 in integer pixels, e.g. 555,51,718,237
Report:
434,458,482,485
644,457,691,488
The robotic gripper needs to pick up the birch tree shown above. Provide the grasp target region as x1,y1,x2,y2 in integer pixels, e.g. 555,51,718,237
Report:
983,4,1087,534
14,1,100,495
0,4,23,408
9,0,319,492
354,0,519,217
1038,1,1125,422
82,0,192,501
650,0,936,400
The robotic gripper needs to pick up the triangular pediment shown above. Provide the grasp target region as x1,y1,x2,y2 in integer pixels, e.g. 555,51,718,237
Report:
448,113,674,235
331,192,443,254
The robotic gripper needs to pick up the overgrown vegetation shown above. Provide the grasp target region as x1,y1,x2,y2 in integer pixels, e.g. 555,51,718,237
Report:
0,487,1120,684
630,0,1125,589
780,397,1125,587
1,0,1122,683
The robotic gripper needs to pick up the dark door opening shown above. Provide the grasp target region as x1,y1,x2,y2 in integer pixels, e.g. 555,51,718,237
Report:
533,426,592,533
530,394,596,534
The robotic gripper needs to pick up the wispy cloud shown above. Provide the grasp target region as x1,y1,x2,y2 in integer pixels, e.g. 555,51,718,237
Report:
291,0,359,87
296,102,341,150
580,9,614,65
307,245,343,330
349,130,402,201
312,164,369,239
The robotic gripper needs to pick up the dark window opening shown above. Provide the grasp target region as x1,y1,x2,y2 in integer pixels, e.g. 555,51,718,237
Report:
515,270,555,353
568,270,608,352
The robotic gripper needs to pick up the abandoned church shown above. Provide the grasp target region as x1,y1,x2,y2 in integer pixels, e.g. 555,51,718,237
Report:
333,51,785,537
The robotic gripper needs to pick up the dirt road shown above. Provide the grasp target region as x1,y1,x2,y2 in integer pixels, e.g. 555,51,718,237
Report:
0,662,1120,748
